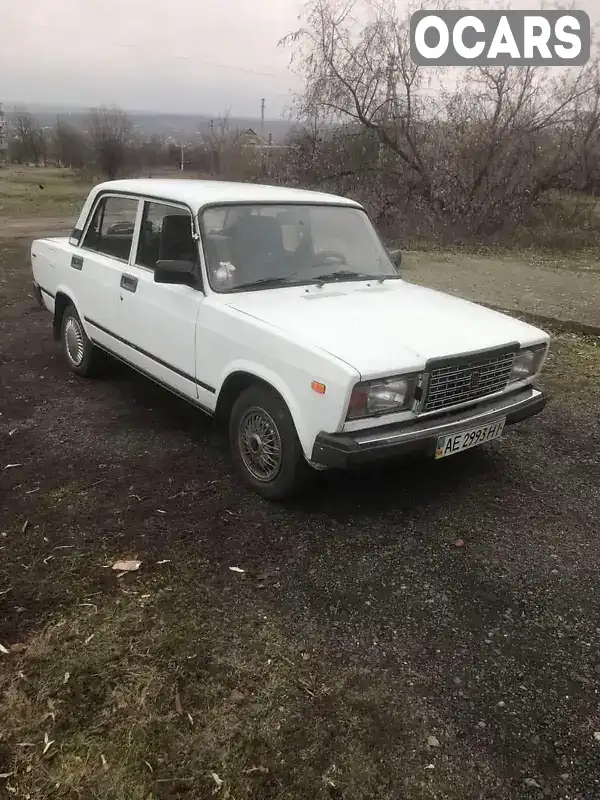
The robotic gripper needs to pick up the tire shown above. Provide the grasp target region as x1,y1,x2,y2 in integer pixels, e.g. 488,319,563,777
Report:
229,385,312,500
61,303,98,377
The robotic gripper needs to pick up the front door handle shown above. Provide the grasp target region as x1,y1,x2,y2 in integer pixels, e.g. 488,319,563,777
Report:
120,273,138,293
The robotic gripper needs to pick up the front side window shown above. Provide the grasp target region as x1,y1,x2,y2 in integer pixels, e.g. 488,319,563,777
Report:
136,202,197,270
81,195,139,261
199,203,398,292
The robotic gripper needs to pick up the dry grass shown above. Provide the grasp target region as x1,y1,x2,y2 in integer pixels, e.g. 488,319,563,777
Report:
541,333,600,401
0,577,442,800
1,587,304,799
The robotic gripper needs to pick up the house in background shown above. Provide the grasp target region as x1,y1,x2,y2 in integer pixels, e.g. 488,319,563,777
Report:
238,128,272,150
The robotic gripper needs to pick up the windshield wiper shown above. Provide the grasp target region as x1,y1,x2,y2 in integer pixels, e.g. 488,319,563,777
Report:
311,270,398,285
228,277,298,293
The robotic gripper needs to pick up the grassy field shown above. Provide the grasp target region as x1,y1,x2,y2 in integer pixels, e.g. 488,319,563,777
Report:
0,166,196,221
0,167,91,218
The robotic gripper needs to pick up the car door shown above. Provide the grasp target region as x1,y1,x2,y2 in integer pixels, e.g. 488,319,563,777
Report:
115,199,206,403
77,193,141,357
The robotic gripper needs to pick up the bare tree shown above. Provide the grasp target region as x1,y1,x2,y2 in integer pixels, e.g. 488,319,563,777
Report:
87,107,133,179
11,111,47,165
53,117,88,168
281,0,600,239
206,110,240,175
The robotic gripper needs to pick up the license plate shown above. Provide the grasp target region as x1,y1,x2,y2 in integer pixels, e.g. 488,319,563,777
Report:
435,417,506,460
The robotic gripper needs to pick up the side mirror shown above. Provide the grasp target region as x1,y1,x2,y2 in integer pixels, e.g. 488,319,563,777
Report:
154,259,198,287
388,248,402,270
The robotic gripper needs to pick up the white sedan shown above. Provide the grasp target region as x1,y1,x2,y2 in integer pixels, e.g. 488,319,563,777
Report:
31,179,550,498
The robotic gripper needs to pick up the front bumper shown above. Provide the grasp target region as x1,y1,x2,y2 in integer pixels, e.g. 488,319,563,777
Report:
311,387,547,468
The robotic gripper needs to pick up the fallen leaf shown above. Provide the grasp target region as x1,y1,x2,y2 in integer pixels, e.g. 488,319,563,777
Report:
424,763,435,770
10,643,27,654
22,520,29,533
454,539,465,548
594,732,600,742
427,735,441,748
229,689,244,703
4,464,22,470
210,772,224,789
0,773,14,779
84,634,95,646
0,644,9,655
157,560,171,565
187,712,194,725
112,560,141,572
42,733,55,755
229,566,245,573
100,754,108,770
63,672,70,684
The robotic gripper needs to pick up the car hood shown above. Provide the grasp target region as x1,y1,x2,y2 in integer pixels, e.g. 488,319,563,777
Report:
225,279,548,378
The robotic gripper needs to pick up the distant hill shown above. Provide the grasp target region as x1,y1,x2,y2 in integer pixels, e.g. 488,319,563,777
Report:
3,103,299,143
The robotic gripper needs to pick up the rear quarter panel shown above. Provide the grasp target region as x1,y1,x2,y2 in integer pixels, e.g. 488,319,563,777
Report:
31,238,78,314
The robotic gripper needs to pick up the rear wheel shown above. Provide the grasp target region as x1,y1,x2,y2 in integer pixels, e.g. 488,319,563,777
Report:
229,385,312,499
61,304,98,377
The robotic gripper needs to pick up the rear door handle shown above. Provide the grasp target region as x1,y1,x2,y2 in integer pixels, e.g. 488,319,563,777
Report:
120,273,138,293
71,255,84,270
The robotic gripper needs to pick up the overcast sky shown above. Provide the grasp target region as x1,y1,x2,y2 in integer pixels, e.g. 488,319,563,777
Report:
1,0,598,119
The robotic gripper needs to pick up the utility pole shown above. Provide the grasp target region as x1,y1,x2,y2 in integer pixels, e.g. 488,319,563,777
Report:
180,142,184,171
260,98,265,140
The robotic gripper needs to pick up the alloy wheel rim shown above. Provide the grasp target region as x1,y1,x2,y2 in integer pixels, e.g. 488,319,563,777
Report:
64,316,85,366
238,406,282,482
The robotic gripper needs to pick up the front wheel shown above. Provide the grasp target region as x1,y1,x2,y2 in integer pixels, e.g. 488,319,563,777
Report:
229,386,312,500
61,304,99,377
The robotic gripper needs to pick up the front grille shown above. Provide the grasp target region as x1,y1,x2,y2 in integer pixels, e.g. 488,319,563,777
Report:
422,347,517,414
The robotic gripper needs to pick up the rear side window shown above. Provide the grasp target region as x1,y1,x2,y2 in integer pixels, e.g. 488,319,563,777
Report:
81,195,139,262
136,202,197,270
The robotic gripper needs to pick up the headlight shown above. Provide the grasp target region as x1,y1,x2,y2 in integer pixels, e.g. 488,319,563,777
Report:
509,344,548,384
347,375,418,420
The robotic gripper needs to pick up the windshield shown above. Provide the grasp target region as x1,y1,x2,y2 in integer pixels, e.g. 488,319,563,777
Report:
199,203,398,292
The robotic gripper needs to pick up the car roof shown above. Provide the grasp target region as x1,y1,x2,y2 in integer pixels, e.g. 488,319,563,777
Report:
92,178,364,211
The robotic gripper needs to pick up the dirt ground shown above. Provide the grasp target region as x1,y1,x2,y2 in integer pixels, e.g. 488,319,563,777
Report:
1,223,600,798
